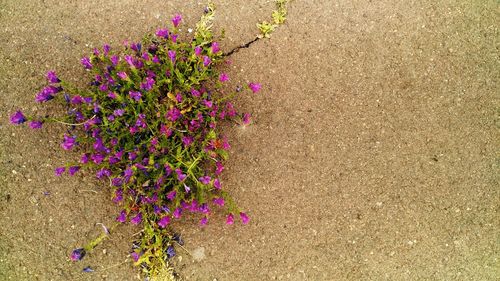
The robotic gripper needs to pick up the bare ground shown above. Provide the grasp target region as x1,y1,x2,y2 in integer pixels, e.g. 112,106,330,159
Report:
0,1,498,280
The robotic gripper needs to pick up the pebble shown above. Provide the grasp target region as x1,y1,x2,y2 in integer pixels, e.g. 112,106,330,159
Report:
192,247,205,262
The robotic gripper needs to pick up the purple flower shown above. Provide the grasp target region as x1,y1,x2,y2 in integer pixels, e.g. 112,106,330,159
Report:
91,153,104,164
203,56,211,67
190,88,200,97
93,48,100,56
166,190,176,201
35,88,55,102
113,189,123,202
199,203,210,214
166,107,181,122
82,266,94,273
9,111,26,124
113,109,125,116
29,120,43,129
61,135,76,150
213,178,221,190
211,42,220,53
129,91,142,101
70,248,86,261
184,183,191,193
171,14,182,27
130,42,142,52
116,210,126,223
96,168,111,179
107,92,117,99
130,212,142,225
124,55,134,67
55,167,65,176
164,164,172,176
80,154,89,164
117,72,128,80
194,46,202,56
70,95,84,104
215,162,224,175
158,216,171,228
152,55,160,63
212,197,224,207
240,212,250,224
248,82,262,93
103,44,111,55
175,168,187,182
175,93,183,103
80,57,92,69
156,28,169,38
226,213,234,225
69,166,80,176
219,73,229,82
111,178,123,186
199,175,211,185
242,113,251,125
99,84,108,91
168,50,176,63
46,71,60,83
130,251,141,262
202,100,213,108
110,55,119,65
173,208,182,219
200,217,208,226
140,77,155,91
182,136,193,147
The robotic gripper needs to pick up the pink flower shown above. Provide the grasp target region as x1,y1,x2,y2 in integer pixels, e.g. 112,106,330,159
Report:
203,56,211,67
199,176,211,185
182,136,193,147
156,28,169,38
213,178,221,190
239,212,250,224
219,73,229,82
248,82,262,93
175,168,187,182
226,213,234,225
211,42,220,53
215,162,224,175
242,113,251,125
166,107,181,122
194,46,202,56
190,88,200,97
168,50,176,63
212,197,224,207
29,121,43,129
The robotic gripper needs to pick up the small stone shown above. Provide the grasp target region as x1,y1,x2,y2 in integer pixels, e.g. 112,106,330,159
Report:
192,247,205,262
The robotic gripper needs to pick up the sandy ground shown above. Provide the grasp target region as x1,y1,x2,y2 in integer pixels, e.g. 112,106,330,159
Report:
1,0,499,280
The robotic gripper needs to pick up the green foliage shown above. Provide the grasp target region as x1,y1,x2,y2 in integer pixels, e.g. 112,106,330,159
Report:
257,0,290,38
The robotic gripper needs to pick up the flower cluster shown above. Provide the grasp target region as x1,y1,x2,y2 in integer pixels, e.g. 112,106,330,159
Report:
10,6,259,277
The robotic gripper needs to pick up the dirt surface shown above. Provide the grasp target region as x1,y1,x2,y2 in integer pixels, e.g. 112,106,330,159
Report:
1,0,499,280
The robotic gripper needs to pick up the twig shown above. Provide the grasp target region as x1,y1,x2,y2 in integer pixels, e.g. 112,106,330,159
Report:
50,115,96,126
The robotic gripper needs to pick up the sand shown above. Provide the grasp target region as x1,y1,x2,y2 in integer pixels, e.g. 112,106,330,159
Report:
0,0,498,280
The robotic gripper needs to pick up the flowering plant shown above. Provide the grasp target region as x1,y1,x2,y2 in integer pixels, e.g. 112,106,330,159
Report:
10,4,260,278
